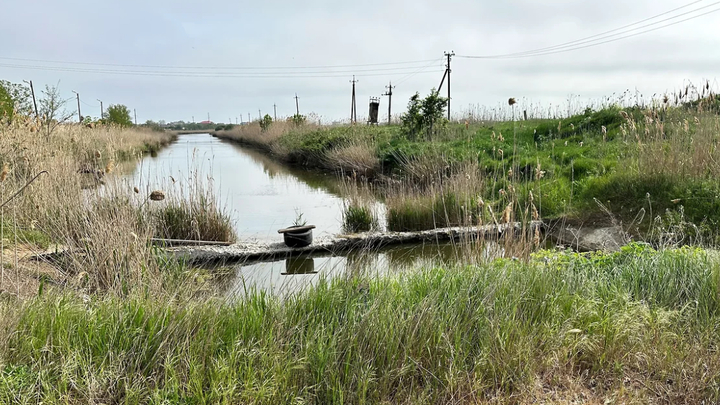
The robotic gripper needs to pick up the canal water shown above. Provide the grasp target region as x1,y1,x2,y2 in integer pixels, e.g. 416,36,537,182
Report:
126,133,494,295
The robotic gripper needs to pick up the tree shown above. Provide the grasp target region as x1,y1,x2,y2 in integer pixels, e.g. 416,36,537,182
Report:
38,82,75,137
105,104,133,127
260,114,273,132
400,89,447,140
0,80,31,121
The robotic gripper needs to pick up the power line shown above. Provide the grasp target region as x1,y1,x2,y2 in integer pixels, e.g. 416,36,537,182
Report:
0,56,439,71
458,1,720,59
0,62,444,79
394,57,445,86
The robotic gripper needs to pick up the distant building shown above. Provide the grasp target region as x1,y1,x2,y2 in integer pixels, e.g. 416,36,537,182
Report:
199,120,213,125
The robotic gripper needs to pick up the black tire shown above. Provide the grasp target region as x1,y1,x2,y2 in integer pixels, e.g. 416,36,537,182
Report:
283,227,313,248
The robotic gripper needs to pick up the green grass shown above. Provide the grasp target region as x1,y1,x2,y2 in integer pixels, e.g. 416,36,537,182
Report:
342,204,377,233
3,244,720,402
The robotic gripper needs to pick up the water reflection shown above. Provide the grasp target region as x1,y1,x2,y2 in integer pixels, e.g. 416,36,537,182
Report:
225,240,507,297
123,133,352,240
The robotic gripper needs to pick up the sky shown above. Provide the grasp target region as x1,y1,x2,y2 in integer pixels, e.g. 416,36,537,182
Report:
2,0,719,124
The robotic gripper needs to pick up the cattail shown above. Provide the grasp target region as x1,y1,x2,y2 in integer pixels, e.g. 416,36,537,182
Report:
149,190,165,201
133,186,140,194
0,164,8,182
508,98,516,106
501,203,513,224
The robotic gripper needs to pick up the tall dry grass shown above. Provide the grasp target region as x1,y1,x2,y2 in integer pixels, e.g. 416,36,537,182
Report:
0,119,210,295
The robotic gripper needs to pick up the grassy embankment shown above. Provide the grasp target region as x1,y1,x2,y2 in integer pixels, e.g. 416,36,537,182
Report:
0,118,234,297
3,99,720,402
3,244,720,403
216,97,720,241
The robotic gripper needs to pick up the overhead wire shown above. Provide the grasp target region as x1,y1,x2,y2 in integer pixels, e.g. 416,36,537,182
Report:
0,62,444,79
458,0,720,59
0,56,440,71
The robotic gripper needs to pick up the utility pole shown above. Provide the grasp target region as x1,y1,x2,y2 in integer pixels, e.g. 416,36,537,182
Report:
207,112,210,122
134,109,137,125
294,93,300,116
350,76,358,124
445,51,454,121
23,80,38,119
248,112,251,123
383,81,395,125
259,109,262,120
97,99,103,120
273,103,277,121
72,91,81,123
192,115,195,123
235,117,238,125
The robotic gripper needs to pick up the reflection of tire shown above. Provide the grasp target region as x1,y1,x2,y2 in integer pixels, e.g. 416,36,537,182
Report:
283,227,313,248
283,257,316,275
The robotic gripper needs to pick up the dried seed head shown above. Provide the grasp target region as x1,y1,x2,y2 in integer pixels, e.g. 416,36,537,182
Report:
0,164,8,183
531,204,539,221
601,126,607,135
663,94,669,104
508,98,516,106
149,190,165,201
501,203,513,224
94,150,101,159
105,160,114,174
133,186,140,194
620,111,629,120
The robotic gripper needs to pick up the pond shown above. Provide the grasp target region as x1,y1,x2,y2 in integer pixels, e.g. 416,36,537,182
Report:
126,133,501,294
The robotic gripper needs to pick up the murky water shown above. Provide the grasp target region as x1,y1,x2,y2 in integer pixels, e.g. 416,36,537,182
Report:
127,133,499,294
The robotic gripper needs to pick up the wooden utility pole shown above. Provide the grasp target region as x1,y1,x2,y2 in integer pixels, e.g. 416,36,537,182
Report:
383,81,395,124
294,94,300,116
192,115,195,123
258,109,262,120
248,112,251,123
273,103,277,121
134,109,137,125
72,91,81,123
207,112,210,122
97,99,103,120
445,51,454,121
350,76,358,124
24,80,38,119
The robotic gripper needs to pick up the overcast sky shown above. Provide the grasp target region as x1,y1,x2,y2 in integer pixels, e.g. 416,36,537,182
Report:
2,0,719,123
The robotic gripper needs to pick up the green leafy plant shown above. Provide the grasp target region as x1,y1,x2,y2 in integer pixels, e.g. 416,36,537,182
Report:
260,114,273,132
105,104,133,127
292,208,307,227
400,89,448,140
